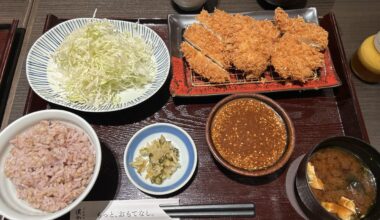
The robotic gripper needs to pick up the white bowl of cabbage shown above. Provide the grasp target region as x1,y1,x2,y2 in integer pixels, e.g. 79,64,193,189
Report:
26,18,170,112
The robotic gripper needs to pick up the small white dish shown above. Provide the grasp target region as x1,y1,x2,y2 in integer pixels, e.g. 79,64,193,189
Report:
0,110,102,220
124,123,197,195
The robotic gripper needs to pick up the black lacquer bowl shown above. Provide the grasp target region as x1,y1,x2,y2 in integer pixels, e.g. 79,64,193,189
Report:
295,136,380,220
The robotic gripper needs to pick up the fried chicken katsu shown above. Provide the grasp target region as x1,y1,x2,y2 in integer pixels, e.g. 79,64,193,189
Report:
271,34,325,82
180,42,230,83
183,24,230,69
274,7,328,50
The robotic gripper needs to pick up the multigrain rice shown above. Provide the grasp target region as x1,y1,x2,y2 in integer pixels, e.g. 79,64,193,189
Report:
4,120,95,212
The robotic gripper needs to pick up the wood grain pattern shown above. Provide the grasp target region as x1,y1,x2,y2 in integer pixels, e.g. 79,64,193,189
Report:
0,0,32,27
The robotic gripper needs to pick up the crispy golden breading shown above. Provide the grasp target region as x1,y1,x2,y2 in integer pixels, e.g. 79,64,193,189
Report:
234,14,280,41
196,9,238,41
184,24,230,69
228,15,279,79
197,9,280,42
271,34,324,82
229,29,273,79
197,10,280,79
274,7,328,50
180,42,230,83
184,8,328,83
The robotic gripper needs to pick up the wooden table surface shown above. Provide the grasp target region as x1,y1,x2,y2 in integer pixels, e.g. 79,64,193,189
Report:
0,0,379,219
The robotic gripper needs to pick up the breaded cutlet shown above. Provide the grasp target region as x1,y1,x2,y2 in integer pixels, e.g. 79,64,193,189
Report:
197,10,280,79
183,24,230,69
180,42,230,83
274,7,328,50
271,33,324,82
233,14,280,41
228,15,280,79
229,29,273,79
196,9,238,41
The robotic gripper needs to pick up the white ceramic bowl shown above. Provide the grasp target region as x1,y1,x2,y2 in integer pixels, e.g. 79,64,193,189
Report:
0,110,102,220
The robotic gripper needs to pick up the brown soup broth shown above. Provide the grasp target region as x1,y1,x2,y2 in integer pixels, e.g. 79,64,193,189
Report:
309,147,376,218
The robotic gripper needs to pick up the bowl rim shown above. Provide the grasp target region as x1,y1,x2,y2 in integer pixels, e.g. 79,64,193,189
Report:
123,122,198,195
0,109,102,220
205,93,295,177
295,135,380,220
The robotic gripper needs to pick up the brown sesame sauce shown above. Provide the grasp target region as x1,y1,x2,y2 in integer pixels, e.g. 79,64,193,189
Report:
211,98,287,171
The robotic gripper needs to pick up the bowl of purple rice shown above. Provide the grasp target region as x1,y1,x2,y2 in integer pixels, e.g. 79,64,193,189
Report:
0,110,101,220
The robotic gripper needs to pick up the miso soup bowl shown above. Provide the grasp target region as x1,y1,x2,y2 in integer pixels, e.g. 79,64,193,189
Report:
295,136,380,220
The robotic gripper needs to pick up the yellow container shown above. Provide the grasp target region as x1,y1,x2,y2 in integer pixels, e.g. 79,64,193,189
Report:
351,32,380,83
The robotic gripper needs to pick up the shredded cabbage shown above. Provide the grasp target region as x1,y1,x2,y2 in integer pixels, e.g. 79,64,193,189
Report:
52,20,155,107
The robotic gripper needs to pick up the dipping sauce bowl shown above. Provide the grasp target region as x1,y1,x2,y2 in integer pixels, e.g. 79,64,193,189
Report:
206,94,295,177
